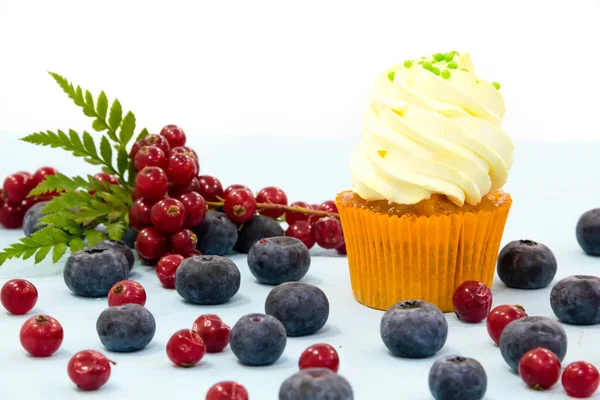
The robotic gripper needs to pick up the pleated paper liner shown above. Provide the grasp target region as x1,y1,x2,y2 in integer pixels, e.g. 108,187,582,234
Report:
336,191,512,312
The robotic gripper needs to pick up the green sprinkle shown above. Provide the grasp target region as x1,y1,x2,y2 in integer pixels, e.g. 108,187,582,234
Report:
492,82,501,90
404,60,413,68
433,53,445,62
444,52,454,62
460,68,470,72
388,71,395,82
418,60,425,65
447,62,458,69
431,67,440,76
441,70,451,79
422,61,433,71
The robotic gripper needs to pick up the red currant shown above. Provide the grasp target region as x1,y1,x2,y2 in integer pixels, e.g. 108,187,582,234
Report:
135,167,169,202
19,315,64,357
256,186,288,218
108,280,147,307
166,329,206,367
160,125,187,148
309,201,338,226
134,145,168,171
168,153,197,186
131,134,171,159
285,201,311,225
224,189,256,223
452,281,493,323
206,381,249,400
299,343,340,372
170,229,198,254
224,184,251,199
186,249,202,258
21,196,42,212
67,350,115,391
170,146,198,163
31,167,57,188
94,172,119,186
192,314,231,353
0,200,26,229
1,279,38,315
169,177,200,197
177,192,206,227
3,173,33,203
486,304,527,345
156,254,185,288
518,347,561,390
562,361,600,398
129,198,154,231
286,221,315,249
313,217,344,249
151,198,186,233
198,176,224,202
135,227,168,261
336,242,347,255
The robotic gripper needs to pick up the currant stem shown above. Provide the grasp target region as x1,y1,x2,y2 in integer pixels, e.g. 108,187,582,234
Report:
206,201,339,218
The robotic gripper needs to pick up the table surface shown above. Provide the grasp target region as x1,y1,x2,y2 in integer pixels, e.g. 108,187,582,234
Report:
1,136,600,399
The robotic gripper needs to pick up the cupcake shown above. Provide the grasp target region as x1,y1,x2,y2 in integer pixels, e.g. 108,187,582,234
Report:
336,51,513,312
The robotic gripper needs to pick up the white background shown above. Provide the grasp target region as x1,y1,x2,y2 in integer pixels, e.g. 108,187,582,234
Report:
1,0,599,141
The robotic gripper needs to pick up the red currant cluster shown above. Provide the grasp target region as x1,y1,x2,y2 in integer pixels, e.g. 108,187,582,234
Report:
129,125,206,264
0,167,59,229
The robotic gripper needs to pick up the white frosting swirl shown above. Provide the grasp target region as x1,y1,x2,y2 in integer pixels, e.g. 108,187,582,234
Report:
350,52,514,207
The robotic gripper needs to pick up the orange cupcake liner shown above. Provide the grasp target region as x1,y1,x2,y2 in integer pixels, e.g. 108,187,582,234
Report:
336,193,512,312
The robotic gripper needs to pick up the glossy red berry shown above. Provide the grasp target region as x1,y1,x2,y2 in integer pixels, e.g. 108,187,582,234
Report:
135,227,168,261
286,221,315,249
168,153,197,186
129,198,154,231
256,186,287,218
192,314,231,353
160,125,187,148
285,201,311,226
31,167,57,188
224,189,256,223
156,254,185,289
336,243,347,255
452,281,493,323
67,350,115,391
3,173,33,203
166,329,206,367
170,229,198,254
108,280,147,307
206,381,249,400
224,184,252,199
299,343,340,372
486,304,528,345
518,347,561,390
169,177,200,197
313,217,344,249
134,145,168,171
562,361,600,398
177,192,206,227
198,176,224,202
1,279,38,315
135,167,169,201
94,172,119,187
0,200,26,229
19,315,64,357
131,134,171,159
151,198,186,233
186,249,202,258
21,196,41,212
309,201,338,226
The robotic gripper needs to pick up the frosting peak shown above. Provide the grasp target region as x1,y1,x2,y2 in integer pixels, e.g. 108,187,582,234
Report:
350,51,514,207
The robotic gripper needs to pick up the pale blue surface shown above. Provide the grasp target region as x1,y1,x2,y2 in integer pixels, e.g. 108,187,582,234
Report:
1,136,600,399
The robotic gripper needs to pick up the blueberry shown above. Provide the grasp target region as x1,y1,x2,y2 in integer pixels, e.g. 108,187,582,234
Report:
64,248,129,297
234,215,284,254
497,239,557,289
230,313,287,366
192,211,238,256
96,303,156,352
174,255,241,305
279,368,353,400
247,236,310,285
380,300,448,358
499,316,567,371
550,275,600,325
122,227,138,249
576,209,600,256
428,356,487,400
265,282,329,337
23,201,49,237
93,239,135,271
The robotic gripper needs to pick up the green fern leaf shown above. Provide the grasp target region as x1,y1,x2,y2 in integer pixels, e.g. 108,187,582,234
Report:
108,99,122,132
119,111,136,146
100,136,113,166
69,237,85,253
96,91,108,119
92,119,108,132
